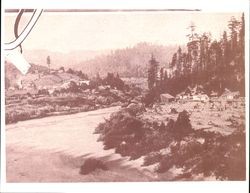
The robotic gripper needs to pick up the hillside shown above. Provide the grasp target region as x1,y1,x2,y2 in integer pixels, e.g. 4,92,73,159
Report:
74,42,181,77
5,62,81,90
13,43,181,79
23,49,110,69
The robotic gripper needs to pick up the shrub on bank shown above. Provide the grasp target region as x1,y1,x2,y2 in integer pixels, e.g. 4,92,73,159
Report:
5,105,56,124
143,152,163,166
96,106,245,180
6,111,30,124
79,158,108,175
96,109,147,150
155,129,246,180
95,109,195,160
168,110,193,140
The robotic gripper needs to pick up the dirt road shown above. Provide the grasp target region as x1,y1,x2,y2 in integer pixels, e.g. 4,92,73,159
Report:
6,106,156,182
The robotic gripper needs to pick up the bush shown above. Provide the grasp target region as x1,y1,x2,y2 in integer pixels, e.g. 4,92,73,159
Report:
95,109,150,157
96,107,176,159
143,152,163,166
156,156,174,173
38,89,49,95
126,103,145,116
102,111,146,149
142,88,160,107
156,129,246,180
80,158,108,175
170,108,178,114
102,73,125,90
67,81,81,93
6,111,31,124
168,110,193,140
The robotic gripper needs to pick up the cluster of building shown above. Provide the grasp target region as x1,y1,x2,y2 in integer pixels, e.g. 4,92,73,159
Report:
159,86,241,104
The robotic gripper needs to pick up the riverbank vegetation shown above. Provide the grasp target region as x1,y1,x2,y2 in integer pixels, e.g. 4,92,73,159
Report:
5,72,141,124
95,105,245,180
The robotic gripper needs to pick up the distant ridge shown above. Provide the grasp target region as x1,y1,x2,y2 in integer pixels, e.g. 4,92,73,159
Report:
74,42,181,77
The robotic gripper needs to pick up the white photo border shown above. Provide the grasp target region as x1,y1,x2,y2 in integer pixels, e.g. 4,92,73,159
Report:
1,0,249,193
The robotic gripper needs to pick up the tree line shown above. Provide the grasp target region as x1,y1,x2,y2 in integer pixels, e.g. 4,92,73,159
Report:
148,14,245,97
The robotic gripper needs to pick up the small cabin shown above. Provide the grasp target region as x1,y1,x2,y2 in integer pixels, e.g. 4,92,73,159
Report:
79,80,90,86
221,89,240,101
210,91,218,98
192,94,209,102
160,93,175,103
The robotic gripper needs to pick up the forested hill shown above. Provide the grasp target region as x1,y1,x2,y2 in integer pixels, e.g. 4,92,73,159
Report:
154,14,245,96
74,42,180,78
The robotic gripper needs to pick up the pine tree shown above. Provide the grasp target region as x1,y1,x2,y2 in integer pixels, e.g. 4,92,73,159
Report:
176,47,183,76
228,16,240,57
164,70,168,81
186,22,200,75
159,67,169,93
239,13,245,53
170,53,177,69
186,22,199,42
47,56,51,72
221,31,230,67
199,33,211,72
238,13,245,73
147,54,159,90
160,67,164,82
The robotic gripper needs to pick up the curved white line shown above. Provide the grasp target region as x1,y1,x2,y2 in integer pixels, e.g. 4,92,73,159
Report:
4,9,43,50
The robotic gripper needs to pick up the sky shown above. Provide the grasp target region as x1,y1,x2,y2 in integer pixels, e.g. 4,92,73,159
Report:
4,11,242,53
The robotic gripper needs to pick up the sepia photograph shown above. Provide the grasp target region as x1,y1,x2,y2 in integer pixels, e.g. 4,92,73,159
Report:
3,9,246,183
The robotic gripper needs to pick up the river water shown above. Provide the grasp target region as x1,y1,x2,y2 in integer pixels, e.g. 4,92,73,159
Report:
6,106,121,158
5,106,168,181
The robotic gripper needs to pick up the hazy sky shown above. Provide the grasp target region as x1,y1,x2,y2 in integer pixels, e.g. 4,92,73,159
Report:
4,11,242,53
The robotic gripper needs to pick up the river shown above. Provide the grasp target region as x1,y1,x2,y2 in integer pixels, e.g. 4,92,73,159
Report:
6,106,121,157
6,106,156,182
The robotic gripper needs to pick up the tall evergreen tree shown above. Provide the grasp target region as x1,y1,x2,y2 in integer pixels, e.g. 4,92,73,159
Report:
147,54,159,90
239,13,245,53
47,56,51,72
228,16,240,58
176,47,183,76
238,13,245,73
199,32,211,72
221,31,230,67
